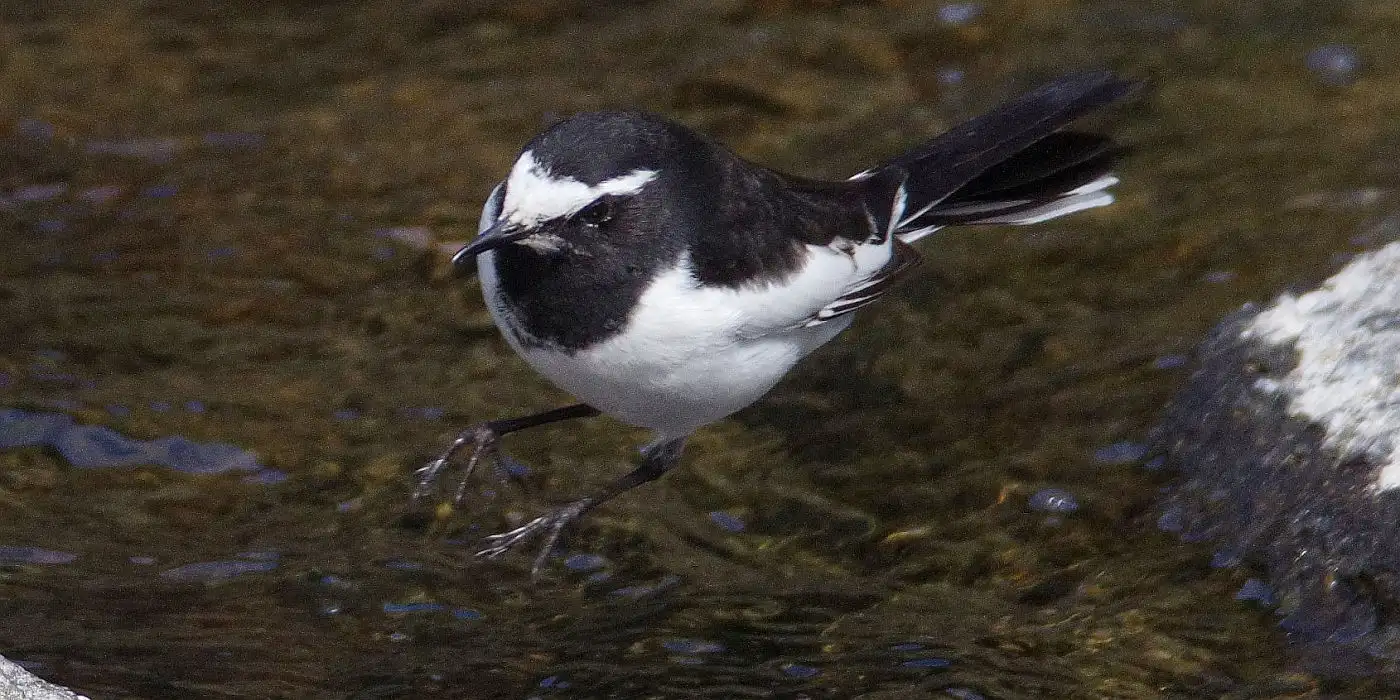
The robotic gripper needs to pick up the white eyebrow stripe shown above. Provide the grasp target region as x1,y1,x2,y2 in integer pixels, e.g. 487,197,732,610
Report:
501,150,657,226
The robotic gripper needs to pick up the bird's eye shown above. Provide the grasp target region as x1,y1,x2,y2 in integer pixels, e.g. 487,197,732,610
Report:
576,198,615,228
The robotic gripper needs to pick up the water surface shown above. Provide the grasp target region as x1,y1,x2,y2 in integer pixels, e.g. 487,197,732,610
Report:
2,0,1395,696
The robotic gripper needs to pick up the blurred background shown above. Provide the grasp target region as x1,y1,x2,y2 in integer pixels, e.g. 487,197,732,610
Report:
0,0,1393,697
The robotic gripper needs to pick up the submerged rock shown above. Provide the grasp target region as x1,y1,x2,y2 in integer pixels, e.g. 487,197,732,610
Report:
1155,241,1400,673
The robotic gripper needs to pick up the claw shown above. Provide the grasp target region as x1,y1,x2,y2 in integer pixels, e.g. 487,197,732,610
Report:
412,423,505,506
474,499,591,579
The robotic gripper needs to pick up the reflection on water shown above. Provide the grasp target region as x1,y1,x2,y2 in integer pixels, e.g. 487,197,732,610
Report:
0,408,266,475
0,0,1396,696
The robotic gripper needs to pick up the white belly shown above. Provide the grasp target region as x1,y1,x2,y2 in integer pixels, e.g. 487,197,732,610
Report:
518,316,848,438
478,249,855,438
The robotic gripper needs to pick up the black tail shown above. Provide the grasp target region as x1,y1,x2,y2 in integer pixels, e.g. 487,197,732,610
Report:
871,71,1139,242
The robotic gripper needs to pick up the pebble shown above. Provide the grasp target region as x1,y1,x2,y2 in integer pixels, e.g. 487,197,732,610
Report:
1235,578,1276,605
937,3,982,25
780,663,820,678
709,510,746,532
1306,44,1362,86
563,553,608,572
1028,488,1080,514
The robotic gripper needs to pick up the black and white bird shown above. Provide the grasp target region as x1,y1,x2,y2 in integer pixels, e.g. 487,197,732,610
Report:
415,71,1138,574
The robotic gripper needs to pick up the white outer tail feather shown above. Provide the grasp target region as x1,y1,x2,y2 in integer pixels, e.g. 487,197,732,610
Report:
973,190,1116,225
892,172,1119,244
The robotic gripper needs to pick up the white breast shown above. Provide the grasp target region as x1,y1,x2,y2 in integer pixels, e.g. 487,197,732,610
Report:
478,246,869,438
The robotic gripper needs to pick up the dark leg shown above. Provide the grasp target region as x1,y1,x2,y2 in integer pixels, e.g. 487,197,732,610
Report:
412,403,601,505
476,436,687,578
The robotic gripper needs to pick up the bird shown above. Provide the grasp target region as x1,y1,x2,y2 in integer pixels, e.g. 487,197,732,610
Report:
413,71,1138,576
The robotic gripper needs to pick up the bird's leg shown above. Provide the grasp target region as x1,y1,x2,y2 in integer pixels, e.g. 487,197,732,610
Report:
476,436,687,578
412,403,601,505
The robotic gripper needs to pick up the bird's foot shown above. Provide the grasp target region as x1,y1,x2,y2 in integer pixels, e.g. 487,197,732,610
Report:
412,423,519,506
475,498,592,578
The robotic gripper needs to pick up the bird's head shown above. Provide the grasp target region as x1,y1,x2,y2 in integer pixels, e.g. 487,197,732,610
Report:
454,111,704,270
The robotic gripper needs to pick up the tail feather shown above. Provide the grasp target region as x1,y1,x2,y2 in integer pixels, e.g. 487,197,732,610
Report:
949,132,1119,201
902,140,1126,231
860,71,1138,244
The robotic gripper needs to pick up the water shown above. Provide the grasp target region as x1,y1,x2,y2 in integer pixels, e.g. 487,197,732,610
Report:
0,0,1394,696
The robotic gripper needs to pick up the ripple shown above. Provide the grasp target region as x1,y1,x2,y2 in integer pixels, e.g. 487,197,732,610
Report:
159,558,278,582
141,183,178,199
243,469,288,485
0,408,262,474
1156,506,1184,533
17,118,55,140
395,406,445,421
1093,441,1148,464
85,137,181,163
0,410,73,448
661,638,725,654
1153,354,1188,370
0,546,77,565
376,226,434,251
35,219,67,234
1210,549,1241,568
609,575,682,599
1235,578,1276,606
901,657,952,669
945,689,986,700
383,602,445,614
205,246,239,262
11,183,68,203
201,131,267,150
56,425,151,468
151,435,260,473
77,185,124,205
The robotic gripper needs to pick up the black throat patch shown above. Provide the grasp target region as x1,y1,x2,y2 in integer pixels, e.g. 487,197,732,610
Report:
491,238,680,353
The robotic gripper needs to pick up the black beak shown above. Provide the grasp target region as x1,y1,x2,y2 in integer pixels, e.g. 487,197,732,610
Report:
451,220,530,272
